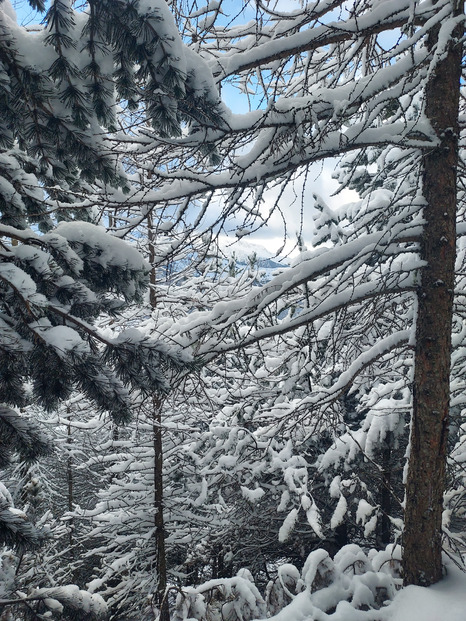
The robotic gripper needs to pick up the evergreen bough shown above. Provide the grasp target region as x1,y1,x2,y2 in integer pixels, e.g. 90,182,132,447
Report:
0,0,218,552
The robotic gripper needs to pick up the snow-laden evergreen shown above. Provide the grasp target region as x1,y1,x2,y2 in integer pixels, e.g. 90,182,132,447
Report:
0,0,222,615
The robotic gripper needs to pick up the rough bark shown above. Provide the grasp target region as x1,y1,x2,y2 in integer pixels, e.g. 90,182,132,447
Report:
402,4,463,586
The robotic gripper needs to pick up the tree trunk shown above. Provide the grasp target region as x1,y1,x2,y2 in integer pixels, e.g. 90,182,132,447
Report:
148,212,158,309
153,396,170,621
67,420,74,550
376,436,392,548
146,211,169,618
402,6,463,586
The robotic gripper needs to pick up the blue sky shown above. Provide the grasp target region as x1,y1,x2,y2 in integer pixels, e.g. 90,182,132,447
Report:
8,0,356,258
11,0,44,25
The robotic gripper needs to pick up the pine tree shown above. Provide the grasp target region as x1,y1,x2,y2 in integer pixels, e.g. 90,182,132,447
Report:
0,0,222,418
0,1,222,615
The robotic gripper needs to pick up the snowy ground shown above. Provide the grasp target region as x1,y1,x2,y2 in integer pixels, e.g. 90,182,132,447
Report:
264,558,466,621
386,563,466,621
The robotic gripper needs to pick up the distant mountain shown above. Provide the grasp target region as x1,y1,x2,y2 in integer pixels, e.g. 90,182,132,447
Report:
155,238,289,285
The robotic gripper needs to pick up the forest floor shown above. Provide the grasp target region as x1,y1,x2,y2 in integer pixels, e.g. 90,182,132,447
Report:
386,560,466,621
265,557,466,620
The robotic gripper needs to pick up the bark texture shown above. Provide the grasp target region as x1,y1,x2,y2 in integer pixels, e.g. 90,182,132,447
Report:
402,4,463,586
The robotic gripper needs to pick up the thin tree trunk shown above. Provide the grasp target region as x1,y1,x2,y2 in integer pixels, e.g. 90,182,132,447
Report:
67,420,74,550
153,396,170,621
148,212,157,309
376,437,391,548
147,224,169,619
403,5,463,586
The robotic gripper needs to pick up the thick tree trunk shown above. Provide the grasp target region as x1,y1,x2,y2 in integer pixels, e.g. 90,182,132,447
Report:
402,6,462,586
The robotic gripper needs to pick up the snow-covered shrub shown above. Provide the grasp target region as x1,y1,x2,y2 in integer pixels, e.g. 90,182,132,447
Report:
301,549,336,592
268,543,402,619
174,570,266,621
177,544,403,620
265,563,301,615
